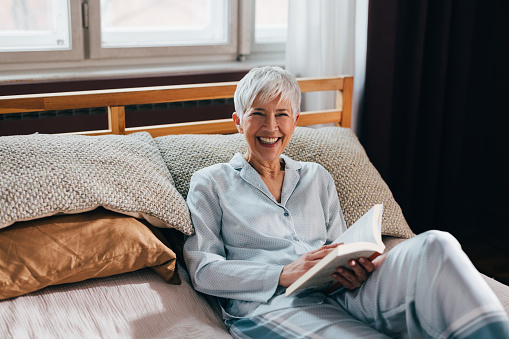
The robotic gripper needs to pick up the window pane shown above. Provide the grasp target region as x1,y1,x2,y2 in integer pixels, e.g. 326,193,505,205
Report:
0,0,71,52
255,0,288,43
100,0,230,48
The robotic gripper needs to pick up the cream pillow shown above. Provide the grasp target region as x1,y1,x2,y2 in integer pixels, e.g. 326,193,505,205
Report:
285,127,414,238
155,126,414,238
155,133,247,200
0,132,193,235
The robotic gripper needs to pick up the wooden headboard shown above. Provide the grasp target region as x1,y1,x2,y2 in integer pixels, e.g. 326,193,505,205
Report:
0,76,353,136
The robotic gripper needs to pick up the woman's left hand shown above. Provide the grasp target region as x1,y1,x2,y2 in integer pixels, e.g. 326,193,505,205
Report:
331,257,375,290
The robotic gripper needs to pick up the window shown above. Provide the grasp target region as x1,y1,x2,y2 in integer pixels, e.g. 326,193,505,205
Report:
254,0,288,44
100,0,229,48
0,0,83,63
0,0,287,72
87,0,236,59
0,0,71,52
237,0,287,59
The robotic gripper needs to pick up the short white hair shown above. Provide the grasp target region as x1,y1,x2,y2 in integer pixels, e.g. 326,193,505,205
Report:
234,66,301,122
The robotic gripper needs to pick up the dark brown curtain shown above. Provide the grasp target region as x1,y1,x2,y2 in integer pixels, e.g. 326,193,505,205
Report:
360,1,509,244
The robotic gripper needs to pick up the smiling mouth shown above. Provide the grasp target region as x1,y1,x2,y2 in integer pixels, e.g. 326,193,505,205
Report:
258,137,280,144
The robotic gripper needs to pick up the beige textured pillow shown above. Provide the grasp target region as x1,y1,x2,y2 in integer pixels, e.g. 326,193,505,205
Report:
0,132,193,235
285,127,414,238
0,208,179,301
155,126,414,238
155,133,247,200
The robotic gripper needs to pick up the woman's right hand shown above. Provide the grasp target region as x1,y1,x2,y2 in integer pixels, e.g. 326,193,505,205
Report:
278,244,340,288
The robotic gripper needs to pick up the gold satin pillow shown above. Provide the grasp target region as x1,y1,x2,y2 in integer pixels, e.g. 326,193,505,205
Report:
0,208,179,301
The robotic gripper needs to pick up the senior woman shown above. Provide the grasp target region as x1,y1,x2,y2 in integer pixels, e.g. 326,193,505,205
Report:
183,66,509,338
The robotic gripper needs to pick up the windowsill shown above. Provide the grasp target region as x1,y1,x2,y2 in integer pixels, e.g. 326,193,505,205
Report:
0,53,285,85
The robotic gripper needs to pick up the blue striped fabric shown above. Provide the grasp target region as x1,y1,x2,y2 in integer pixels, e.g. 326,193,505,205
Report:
184,154,509,338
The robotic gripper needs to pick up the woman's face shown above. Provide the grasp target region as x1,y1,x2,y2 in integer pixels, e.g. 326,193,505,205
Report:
234,95,299,165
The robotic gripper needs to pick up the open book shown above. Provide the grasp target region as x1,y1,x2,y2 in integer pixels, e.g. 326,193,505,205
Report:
285,204,384,297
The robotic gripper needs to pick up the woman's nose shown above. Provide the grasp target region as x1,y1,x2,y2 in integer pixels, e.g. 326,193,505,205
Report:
264,114,278,131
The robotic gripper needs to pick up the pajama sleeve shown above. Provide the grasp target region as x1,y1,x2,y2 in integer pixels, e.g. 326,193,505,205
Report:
183,170,284,303
324,171,347,244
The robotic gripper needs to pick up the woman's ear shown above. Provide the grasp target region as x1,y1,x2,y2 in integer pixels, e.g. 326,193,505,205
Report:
294,113,300,127
232,112,243,133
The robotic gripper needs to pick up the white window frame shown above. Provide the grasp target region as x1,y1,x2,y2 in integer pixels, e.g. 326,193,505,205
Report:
0,0,286,79
0,0,84,64
238,0,286,61
87,0,238,60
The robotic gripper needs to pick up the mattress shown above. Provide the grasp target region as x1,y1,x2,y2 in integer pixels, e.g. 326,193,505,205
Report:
0,265,231,339
1,237,507,339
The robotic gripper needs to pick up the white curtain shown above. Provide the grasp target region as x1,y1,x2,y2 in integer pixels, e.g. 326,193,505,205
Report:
285,0,369,132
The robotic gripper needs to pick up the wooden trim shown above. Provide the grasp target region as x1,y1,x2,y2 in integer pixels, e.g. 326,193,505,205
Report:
108,106,126,135
298,76,345,93
0,83,239,114
0,77,345,114
0,97,45,114
123,110,343,137
59,130,112,136
0,75,353,135
340,76,354,128
297,109,343,127
126,119,237,137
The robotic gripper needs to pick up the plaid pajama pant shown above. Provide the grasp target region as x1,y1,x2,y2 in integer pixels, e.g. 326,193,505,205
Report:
228,231,509,339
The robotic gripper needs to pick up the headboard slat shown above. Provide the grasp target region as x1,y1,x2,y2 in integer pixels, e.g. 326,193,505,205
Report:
121,109,344,137
0,76,353,135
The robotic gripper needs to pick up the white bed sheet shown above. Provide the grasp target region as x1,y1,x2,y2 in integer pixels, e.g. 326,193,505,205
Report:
0,265,231,339
2,237,507,339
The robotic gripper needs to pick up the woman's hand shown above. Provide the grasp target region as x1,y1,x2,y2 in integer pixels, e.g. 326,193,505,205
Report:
279,244,340,287
331,257,375,291
278,244,376,291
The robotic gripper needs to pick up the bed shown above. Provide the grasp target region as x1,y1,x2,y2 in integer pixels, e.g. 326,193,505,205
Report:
1,75,508,338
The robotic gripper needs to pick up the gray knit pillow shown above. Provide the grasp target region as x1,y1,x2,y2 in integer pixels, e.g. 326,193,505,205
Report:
155,126,414,239
0,132,194,235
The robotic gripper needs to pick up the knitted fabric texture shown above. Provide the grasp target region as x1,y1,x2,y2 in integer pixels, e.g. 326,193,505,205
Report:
155,126,413,239
285,127,414,239
155,133,247,200
0,132,193,235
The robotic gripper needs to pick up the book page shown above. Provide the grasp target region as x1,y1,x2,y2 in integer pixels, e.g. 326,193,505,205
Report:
332,204,383,246
286,204,384,297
